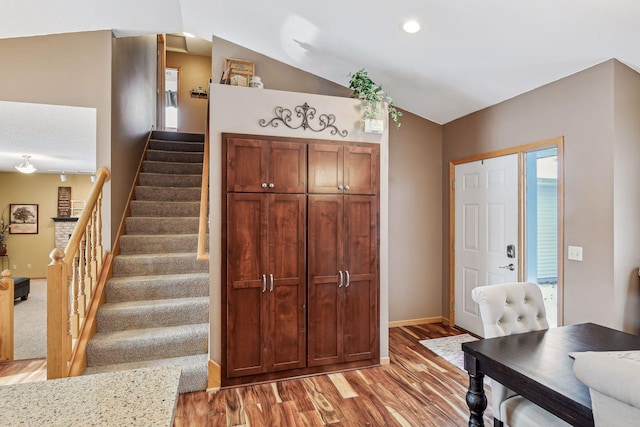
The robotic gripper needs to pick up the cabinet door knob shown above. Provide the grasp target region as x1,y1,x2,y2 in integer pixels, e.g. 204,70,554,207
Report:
338,271,343,287
261,182,268,188
338,185,344,190
269,274,274,292
345,185,350,191
262,274,267,292
269,183,275,188
345,271,351,287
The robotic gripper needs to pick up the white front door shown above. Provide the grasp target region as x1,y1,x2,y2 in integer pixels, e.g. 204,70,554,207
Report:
454,154,519,337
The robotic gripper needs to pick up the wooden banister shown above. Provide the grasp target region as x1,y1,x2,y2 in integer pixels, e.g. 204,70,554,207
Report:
0,269,14,361
197,100,210,261
47,167,110,379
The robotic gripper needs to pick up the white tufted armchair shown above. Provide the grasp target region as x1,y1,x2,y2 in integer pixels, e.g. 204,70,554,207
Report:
471,282,570,426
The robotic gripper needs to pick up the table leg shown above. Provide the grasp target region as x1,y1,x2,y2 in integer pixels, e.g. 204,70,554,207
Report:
466,371,487,427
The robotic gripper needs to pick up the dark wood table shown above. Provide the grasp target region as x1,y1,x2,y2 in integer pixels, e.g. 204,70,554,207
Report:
462,323,640,426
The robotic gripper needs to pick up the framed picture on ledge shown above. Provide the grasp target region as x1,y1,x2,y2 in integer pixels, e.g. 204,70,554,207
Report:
10,204,38,234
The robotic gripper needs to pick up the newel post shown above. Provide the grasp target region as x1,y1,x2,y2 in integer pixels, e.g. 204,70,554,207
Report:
0,269,14,361
47,247,70,379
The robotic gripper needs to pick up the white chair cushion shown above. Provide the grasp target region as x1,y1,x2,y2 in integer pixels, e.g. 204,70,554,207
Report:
500,396,572,427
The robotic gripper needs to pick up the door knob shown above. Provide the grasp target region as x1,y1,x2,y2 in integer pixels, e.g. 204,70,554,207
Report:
499,264,516,271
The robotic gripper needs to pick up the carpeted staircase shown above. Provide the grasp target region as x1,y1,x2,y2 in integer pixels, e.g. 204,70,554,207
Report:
83,131,209,393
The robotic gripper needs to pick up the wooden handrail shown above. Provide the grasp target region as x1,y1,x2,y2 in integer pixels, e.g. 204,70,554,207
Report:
47,167,110,379
0,269,14,361
197,99,210,261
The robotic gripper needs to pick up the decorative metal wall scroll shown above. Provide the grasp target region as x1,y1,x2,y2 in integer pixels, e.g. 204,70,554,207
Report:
259,102,348,137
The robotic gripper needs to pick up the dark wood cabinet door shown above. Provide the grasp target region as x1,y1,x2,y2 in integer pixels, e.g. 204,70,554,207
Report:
267,194,306,371
343,196,379,361
343,145,379,195
227,137,268,192
226,193,268,377
269,141,307,193
308,144,343,194
307,195,344,366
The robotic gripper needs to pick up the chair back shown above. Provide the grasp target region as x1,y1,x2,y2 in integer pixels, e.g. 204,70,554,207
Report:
471,282,549,338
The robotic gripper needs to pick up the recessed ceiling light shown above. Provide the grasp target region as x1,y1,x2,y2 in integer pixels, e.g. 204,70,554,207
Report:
402,20,421,34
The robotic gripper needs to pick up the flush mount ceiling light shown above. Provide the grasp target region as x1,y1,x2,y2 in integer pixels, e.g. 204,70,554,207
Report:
15,155,37,174
402,20,421,34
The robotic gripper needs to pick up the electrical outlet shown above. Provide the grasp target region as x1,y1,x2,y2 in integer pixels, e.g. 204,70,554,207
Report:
27,264,31,269
568,245,583,261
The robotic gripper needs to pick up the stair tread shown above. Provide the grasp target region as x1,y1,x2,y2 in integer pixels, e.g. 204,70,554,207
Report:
115,252,201,259
84,353,208,375
143,160,204,166
90,322,208,343
101,296,209,310
107,272,208,282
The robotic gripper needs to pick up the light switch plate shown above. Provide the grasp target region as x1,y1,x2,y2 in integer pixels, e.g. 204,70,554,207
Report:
568,245,583,261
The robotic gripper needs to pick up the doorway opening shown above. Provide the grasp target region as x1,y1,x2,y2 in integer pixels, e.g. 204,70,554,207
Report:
165,67,179,131
449,137,564,332
525,147,559,327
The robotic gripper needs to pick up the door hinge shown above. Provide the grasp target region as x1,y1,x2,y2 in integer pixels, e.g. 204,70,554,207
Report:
452,180,455,190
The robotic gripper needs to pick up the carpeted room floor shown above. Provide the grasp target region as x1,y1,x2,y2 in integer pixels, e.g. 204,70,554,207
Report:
13,278,46,360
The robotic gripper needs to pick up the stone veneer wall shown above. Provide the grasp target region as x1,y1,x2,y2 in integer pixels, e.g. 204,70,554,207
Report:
53,219,78,250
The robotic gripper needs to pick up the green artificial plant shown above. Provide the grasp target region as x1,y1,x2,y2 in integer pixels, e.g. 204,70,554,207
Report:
348,69,402,128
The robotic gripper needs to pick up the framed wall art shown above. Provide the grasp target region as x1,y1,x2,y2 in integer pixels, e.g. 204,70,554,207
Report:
10,204,38,234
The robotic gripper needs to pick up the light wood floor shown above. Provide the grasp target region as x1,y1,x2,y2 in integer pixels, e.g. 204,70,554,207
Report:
175,323,493,426
0,323,493,426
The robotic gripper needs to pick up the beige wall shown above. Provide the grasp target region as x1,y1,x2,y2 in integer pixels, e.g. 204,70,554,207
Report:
613,61,640,333
0,30,114,247
0,172,92,278
212,38,444,330
111,35,157,242
212,36,352,98
388,111,443,322
442,60,640,330
167,51,210,133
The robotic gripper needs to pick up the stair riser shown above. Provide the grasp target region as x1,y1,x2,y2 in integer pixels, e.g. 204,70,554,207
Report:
139,173,202,188
149,140,204,153
125,217,199,235
142,161,203,175
146,150,204,163
106,274,210,303
97,299,209,332
151,131,204,142
135,187,200,202
86,326,208,367
119,234,199,254
113,255,208,276
130,201,200,217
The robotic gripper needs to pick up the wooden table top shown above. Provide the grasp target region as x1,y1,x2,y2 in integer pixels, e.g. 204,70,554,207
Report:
462,323,640,425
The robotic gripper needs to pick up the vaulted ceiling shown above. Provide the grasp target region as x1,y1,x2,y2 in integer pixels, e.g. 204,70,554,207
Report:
2,0,640,171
